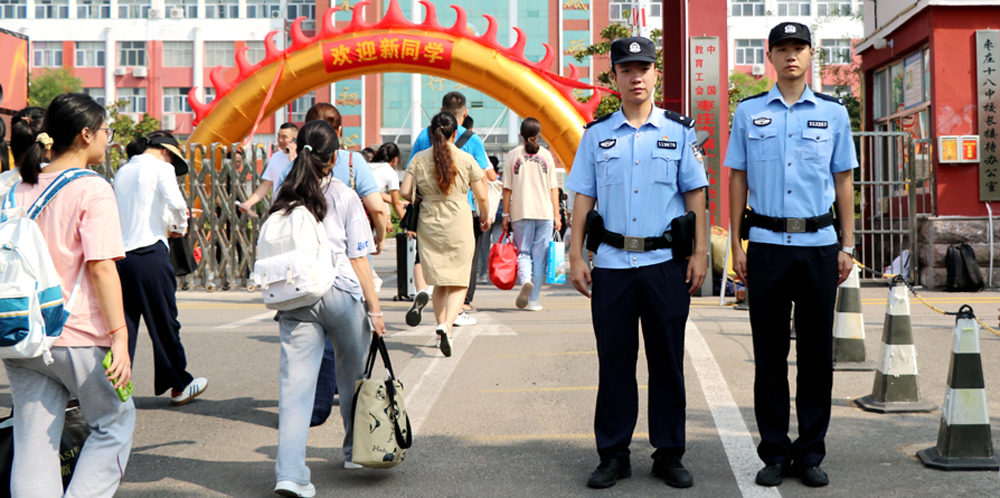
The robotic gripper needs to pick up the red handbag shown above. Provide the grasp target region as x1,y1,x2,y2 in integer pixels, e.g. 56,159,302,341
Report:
489,229,518,290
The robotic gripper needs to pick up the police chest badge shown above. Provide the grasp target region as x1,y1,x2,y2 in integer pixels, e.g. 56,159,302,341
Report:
599,138,617,149
657,141,677,149
629,42,641,53
753,117,772,127
808,121,828,128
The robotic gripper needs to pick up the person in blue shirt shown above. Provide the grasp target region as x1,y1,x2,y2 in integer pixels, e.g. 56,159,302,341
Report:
726,22,857,489
300,103,389,430
566,37,708,490
407,92,496,327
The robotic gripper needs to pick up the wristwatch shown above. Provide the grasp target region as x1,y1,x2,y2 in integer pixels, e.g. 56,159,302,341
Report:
840,246,856,258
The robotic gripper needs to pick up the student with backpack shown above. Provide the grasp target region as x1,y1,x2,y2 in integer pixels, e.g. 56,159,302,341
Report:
1,93,134,497
264,120,386,498
115,130,208,405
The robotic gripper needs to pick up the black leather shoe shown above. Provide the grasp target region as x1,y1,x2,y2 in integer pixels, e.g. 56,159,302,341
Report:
800,466,829,487
587,457,631,489
652,453,694,488
755,463,788,487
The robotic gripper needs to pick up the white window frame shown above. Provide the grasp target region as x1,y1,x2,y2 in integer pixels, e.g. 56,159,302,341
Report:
734,39,765,65
821,39,852,65
245,0,280,18
118,87,147,114
777,0,810,16
817,0,852,16
731,0,764,17
75,42,105,67
84,87,106,106
162,41,193,67
204,0,237,18
165,0,196,18
0,0,27,18
34,0,68,18
33,42,63,67
163,87,193,113
118,41,146,67
289,92,315,122
117,0,150,19
245,41,266,65
76,0,109,18
204,41,234,67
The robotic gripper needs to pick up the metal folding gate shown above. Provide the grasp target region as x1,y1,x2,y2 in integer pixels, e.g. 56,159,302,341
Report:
853,132,935,284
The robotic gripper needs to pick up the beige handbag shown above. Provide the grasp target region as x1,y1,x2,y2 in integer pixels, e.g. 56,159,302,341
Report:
351,336,412,468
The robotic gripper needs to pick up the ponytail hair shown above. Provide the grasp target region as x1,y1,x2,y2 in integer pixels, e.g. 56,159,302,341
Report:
10,106,45,168
20,94,105,185
428,111,458,194
269,120,340,222
520,117,542,155
372,142,400,164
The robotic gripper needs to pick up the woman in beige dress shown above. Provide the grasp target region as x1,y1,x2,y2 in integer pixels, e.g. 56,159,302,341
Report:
401,112,491,357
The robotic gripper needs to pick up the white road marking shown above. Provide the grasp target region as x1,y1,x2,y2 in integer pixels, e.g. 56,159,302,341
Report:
397,313,515,434
213,311,276,330
686,320,781,498
391,313,516,337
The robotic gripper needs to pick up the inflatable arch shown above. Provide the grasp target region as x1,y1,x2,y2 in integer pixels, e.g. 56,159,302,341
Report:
186,0,611,169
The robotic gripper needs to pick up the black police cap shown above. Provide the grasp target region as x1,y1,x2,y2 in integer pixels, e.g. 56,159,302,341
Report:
768,22,812,49
610,37,657,65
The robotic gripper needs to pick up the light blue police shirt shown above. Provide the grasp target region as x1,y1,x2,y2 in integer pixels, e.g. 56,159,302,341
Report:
276,149,379,199
724,85,858,247
565,107,709,270
409,125,491,211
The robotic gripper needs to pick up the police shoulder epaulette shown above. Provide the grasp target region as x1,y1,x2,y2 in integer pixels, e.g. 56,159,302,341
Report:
663,109,694,128
584,112,613,129
739,91,768,103
815,92,846,105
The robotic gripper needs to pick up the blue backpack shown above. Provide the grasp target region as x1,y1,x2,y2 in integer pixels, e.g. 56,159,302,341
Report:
0,169,103,364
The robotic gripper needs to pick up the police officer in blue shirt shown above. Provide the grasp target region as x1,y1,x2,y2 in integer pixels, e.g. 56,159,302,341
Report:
566,36,708,490
725,22,857,488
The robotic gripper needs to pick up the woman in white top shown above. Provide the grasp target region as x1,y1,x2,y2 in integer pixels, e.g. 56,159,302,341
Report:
115,131,208,405
271,120,386,498
501,118,562,311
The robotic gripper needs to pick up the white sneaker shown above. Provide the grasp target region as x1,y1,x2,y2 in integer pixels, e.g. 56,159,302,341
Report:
526,301,543,311
515,281,533,309
171,377,208,406
344,461,363,469
373,275,383,293
452,311,477,327
275,480,316,497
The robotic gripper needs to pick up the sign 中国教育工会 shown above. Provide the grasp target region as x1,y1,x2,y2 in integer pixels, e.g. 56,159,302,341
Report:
977,30,1000,200
689,37,721,226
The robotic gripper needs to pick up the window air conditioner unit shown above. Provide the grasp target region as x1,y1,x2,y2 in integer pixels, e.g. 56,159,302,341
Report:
113,67,127,76
270,10,281,18
752,64,765,76
170,8,183,18
148,8,159,18
162,114,177,130
132,66,147,77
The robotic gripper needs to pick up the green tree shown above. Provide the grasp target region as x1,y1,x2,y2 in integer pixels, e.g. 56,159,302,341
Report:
105,99,160,169
572,23,663,119
728,70,772,128
28,68,83,108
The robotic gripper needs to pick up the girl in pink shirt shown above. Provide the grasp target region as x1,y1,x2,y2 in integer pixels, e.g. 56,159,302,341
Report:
4,93,134,498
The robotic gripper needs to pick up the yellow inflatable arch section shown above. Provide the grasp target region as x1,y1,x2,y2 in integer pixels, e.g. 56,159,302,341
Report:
187,0,609,168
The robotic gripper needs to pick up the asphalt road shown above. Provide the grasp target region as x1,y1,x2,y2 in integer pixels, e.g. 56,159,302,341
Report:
3,244,999,497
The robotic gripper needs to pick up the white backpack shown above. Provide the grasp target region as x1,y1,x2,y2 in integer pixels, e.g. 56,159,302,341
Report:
0,169,98,364
252,205,336,310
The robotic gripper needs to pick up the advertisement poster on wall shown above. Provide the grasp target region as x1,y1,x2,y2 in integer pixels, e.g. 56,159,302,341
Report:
903,51,923,110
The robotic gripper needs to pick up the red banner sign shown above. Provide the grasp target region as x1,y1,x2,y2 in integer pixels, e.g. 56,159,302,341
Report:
322,34,454,73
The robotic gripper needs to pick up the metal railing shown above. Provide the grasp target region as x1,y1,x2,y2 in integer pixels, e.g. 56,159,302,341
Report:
95,142,273,291
853,132,936,285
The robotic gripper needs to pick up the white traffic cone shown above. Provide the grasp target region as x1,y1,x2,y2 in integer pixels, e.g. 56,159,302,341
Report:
917,305,1000,470
833,264,874,370
855,278,935,413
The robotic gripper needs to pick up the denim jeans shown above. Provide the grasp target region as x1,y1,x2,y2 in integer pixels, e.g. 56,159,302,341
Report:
511,219,553,303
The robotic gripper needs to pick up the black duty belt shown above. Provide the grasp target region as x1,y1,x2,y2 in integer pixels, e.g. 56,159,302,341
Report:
602,229,674,253
746,210,834,234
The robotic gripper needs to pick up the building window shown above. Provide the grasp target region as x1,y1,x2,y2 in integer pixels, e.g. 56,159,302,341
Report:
246,0,280,18
0,0,26,18
289,92,315,122
118,41,146,67
245,41,266,65
204,41,234,67
77,0,109,18
35,0,68,18
205,87,216,104
163,41,192,67
75,42,105,67
817,0,852,16
33,42,63,67
118,87,147,113
286,0,314,29
823,84,851,96
163,87,192,113
777,0,810,16
731,0,764,17
735,39,765,65
165,0,196,18
822,39,851,65
84,87,105,106
204,0,237,18
117,0,150,18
